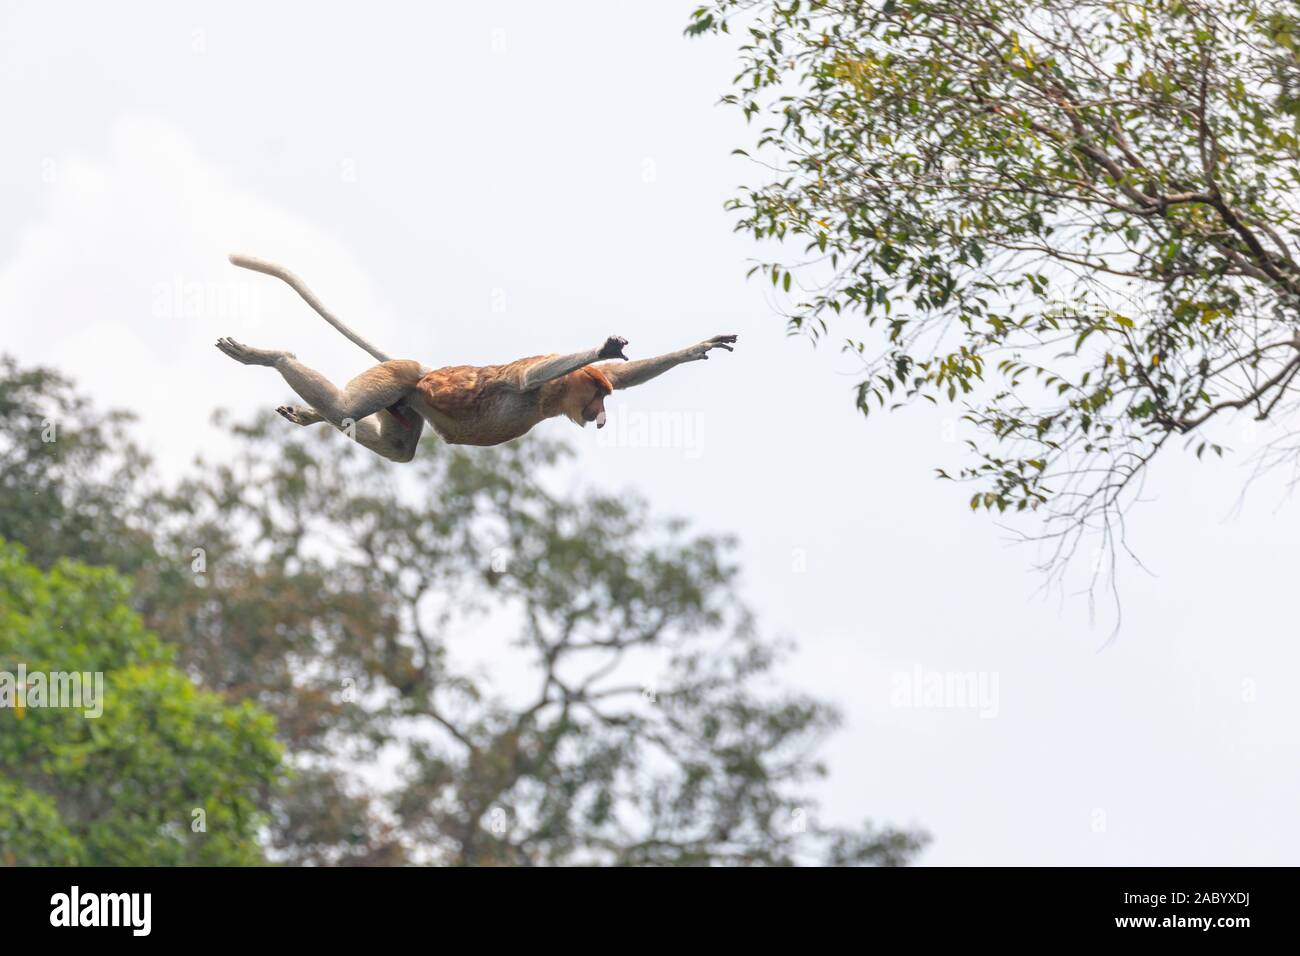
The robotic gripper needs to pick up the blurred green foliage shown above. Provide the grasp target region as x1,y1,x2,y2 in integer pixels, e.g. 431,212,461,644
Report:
0,356,925,865
0,539,281,865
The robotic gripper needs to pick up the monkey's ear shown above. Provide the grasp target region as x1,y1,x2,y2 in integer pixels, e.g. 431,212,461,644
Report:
592,362,627,390
582,365,615,394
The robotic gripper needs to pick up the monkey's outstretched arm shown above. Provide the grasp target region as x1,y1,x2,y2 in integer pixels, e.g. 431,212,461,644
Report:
597,334,737,390
514,336,631,390
228,254,394,363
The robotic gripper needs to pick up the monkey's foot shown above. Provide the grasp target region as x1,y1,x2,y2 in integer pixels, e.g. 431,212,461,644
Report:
598,335,629,360
216,337,293,367
276,404,322,426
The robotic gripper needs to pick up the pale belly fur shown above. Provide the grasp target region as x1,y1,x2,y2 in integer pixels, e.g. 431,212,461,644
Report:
404,389,545,447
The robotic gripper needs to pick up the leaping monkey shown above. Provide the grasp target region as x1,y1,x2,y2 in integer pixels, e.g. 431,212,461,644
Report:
216,254,738,462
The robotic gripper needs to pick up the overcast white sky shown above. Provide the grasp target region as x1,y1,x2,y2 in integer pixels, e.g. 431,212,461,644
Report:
2,0,1297,865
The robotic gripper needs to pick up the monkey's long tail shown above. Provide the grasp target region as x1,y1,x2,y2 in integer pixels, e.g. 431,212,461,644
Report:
228,253,394,362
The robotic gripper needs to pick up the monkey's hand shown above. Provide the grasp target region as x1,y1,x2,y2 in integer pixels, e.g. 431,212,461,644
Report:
599,336,630,360
687,334,738,360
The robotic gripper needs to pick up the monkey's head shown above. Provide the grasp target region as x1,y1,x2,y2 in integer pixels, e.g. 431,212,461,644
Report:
560,366,614,429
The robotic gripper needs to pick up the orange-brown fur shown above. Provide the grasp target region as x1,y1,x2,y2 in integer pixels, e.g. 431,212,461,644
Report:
411,359,613,446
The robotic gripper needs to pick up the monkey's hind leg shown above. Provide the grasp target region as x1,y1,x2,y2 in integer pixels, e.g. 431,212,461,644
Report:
216,337,422,425
362,405,424,463
275,402,421,462
330,409,424,463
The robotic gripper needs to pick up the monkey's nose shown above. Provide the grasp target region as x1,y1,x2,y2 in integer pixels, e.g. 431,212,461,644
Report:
596,410,607,429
